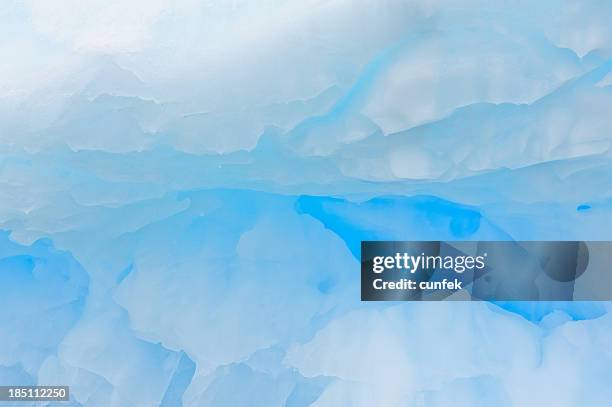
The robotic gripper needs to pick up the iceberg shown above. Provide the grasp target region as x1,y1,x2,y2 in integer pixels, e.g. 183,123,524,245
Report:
0,0,611,406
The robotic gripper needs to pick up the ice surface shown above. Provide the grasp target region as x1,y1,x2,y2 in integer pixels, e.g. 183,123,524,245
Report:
1,1,612,406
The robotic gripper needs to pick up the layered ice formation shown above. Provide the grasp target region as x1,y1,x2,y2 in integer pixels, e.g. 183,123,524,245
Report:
1,1,612,406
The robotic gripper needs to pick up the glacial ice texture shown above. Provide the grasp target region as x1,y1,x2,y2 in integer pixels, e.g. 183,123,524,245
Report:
1,0,612,406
